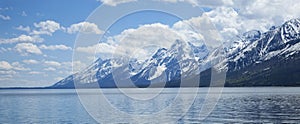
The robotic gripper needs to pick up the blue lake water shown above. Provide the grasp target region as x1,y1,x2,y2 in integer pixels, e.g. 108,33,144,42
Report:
0,87,300,123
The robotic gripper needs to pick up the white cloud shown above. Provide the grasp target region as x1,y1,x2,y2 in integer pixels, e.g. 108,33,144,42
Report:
16,25,31,32
172,16,222,46
0,47,11,53
28,71,43,75
82,0,300,60
112,23,181,59
235,0,300,25
99,0,136,6
200,6,278,42
76,44,98,54
158,0,236,7
199,0,300,32
203,7,242,42
11,62,30,71
76,43,115,54
44,67,56,71
0,14,10,20
0,61,30,71
79,22,205,60
73,61,88,72
99,0,228,6
39,44,72,51
67,22,103,34
14,43,43,55
0,34,43,44
160,0,300,38
0,7,9,11
0,69,16,80
44,61,61,67
0,61,13,70
21,11,27,16
0,70,17,75
159,0,199,6
23,59,39,64
31,20,62,36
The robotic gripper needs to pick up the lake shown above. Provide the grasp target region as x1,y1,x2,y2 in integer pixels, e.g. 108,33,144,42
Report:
0,87,300,123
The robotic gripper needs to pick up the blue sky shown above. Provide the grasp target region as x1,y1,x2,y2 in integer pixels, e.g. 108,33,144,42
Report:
1,0,300,87
0,0,101,87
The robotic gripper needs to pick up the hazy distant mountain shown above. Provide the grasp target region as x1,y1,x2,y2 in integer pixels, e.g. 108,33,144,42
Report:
51,18,300,88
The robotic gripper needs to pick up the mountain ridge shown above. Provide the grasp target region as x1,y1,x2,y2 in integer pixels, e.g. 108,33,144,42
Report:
51,18,300,88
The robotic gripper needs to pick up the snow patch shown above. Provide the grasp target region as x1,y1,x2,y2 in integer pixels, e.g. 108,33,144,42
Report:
264,50,281,60
148,64,166,80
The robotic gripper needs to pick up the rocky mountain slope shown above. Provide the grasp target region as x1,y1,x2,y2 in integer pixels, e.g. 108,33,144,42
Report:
51,18,300,88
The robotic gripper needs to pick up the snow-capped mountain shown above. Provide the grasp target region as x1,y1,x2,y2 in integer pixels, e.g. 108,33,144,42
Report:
227,18,300,72
130,39,209,87
51,18,300,88
224,18,300,86
52,39,210,88
225,30,261,55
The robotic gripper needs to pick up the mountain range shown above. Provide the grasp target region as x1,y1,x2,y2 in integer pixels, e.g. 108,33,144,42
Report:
51,18,300,88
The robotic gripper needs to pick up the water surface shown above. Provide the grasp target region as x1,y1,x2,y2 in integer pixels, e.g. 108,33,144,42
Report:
0,87,300,123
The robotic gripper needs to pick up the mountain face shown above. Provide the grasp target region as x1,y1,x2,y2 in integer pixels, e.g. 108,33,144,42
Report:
51,18,300,88
223,19,300,86
53,39,209,88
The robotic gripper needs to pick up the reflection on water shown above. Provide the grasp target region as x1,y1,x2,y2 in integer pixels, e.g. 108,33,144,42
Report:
0,88,300,123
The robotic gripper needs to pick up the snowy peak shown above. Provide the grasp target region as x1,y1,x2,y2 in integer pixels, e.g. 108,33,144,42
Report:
226,30,261,56
52,18,300,88
228,18,300,71
188,42,209,61
280,18,300,43
241,30,261,42
151,48,167,59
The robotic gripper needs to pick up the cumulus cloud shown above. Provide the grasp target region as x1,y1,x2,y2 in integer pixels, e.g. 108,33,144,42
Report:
28,71,43,75
0,70,17,75
23,59,39,64
76,43,116,54
0,34,43,44
16,25,31,32
201,6,280,42
159,0,199,6
203,7,242,42
0,70,16,80
0,14,10,20
0,61,13,70
0,61,30,71
44,61,61,67
72,61,88,72
204,0,300,31
44,67,56,71
67,22,103,34
112,23,181,58
162,0,300,37
0,47,11,53
79,0,300,61
234,0,300,21
99,0,136,6
14,43,43,55
31,20,62,36
99,0,230,7
172,16,222,47
11,62,30,71
77,22,206,60
39,44,72,51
